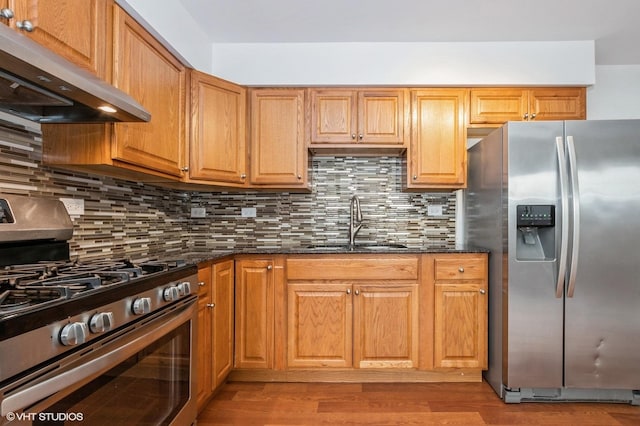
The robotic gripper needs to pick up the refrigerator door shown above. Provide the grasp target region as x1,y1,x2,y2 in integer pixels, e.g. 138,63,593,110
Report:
564,120,640,389
504,122,566,390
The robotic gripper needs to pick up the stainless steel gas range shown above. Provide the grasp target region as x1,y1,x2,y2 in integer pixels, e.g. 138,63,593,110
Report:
0,194,198,426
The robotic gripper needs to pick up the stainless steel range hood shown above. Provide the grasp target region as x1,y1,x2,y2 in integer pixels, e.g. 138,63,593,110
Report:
0,24,151,123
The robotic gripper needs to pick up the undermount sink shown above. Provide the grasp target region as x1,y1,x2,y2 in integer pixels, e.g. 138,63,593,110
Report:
305,243,408,251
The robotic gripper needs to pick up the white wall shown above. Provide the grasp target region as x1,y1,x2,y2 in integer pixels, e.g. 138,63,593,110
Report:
587,65,640,119
116,0,212,71
210,41,595,86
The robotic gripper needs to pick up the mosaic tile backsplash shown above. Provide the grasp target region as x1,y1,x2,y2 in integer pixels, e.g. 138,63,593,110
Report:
0,126,456,260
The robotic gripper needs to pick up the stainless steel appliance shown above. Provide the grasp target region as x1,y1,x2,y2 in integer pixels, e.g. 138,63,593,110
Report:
0,21,150,123
0,194,198,425
465,120,640,404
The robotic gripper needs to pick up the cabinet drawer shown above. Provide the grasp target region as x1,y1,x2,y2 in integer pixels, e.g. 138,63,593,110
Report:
287,255,419,281
434,257,486,280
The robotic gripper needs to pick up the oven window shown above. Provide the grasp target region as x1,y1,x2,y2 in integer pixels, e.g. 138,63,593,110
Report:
36,322,190,426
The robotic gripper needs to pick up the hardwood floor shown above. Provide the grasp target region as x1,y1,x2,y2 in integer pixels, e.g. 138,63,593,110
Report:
198,381,640,425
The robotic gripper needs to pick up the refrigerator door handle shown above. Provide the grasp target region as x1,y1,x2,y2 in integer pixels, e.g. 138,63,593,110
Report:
555,136,570,298
566,135,580,298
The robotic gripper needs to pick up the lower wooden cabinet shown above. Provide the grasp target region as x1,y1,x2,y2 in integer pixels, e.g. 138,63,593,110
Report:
234,257,278,369
429,254,488,369
196,259,234,412
286,255,420,369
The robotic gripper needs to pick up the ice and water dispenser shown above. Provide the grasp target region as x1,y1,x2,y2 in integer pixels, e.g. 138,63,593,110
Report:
516,205,555,260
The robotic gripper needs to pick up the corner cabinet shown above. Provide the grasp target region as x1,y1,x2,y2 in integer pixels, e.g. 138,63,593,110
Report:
249,89,309,190
188,70,247,186
1,0,109,78
196,259,235,412
406,89,467,190
428,254,488,370
42,4,188,182
468,87,586,126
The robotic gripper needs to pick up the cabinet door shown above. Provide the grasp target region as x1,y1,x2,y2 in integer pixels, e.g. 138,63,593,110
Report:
408,89,467,189
433,283,487,369
287,283,352,368
309,89,357,144
195,265,212,411
212,259,234,387
353,284,419,368
358,89,407,145
529,87,586,121
250,89,307,187
468,88,527,124
111,6,186,178
235,258,274,369
189,70,247,185
7,0,108,77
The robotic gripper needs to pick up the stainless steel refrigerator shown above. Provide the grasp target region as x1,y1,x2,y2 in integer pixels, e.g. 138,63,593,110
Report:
464,120,640,404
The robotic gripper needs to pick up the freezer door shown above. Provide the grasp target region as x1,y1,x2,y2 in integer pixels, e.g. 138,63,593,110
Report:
564,119,640,389
505,121,565,390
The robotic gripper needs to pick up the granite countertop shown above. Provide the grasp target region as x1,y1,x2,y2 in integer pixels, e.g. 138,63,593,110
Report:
182,244,489,265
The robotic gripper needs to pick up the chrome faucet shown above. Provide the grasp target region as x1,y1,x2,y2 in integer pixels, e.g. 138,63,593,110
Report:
349,195,363,248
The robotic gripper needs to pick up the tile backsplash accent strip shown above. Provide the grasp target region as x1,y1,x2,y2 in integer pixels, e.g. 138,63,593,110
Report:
1,126,456,259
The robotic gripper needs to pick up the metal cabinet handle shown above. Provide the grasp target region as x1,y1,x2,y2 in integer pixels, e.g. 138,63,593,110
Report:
412,175,417,180
354,289,360,296
358,134,363,140
206,303,215,308
458,267,464,273
240,173,246,179
180,166,189,172
297,174,302,180
479,289,486,295
346,288,351,295
351,133,356,140
0,8,14,19
531,113,537,119
198,281,205,287
523,113,529,120
267,265,273,270
16,19,34,32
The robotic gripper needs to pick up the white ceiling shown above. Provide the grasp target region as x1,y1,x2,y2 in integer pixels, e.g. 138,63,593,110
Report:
179,0,640,65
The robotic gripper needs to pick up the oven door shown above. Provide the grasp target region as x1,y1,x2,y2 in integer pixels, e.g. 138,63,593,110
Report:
1,296,197,426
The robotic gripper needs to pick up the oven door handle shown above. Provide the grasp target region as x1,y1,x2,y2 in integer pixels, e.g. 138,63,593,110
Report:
1,301,195,417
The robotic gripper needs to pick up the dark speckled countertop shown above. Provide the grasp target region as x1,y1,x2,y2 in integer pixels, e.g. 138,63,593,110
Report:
182,244,489,265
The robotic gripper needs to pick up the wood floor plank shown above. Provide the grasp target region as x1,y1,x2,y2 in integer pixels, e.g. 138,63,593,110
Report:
197,381,640,426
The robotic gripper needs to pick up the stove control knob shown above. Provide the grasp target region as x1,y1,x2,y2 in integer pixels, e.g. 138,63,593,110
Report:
132,297,152,315
177,281,191,296
163,286,180,302
89,312,115,333
60,322,88,346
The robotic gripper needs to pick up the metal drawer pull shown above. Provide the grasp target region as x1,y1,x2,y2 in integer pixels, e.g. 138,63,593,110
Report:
458,267,465,273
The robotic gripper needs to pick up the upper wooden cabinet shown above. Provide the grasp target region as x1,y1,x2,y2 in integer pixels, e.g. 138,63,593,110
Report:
249,88,309,190
111,6,186,177
309,88,409,153
1,0,109,78
189,70,247,186
406,89,467,190
469,87,586,126
42,4,188,182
